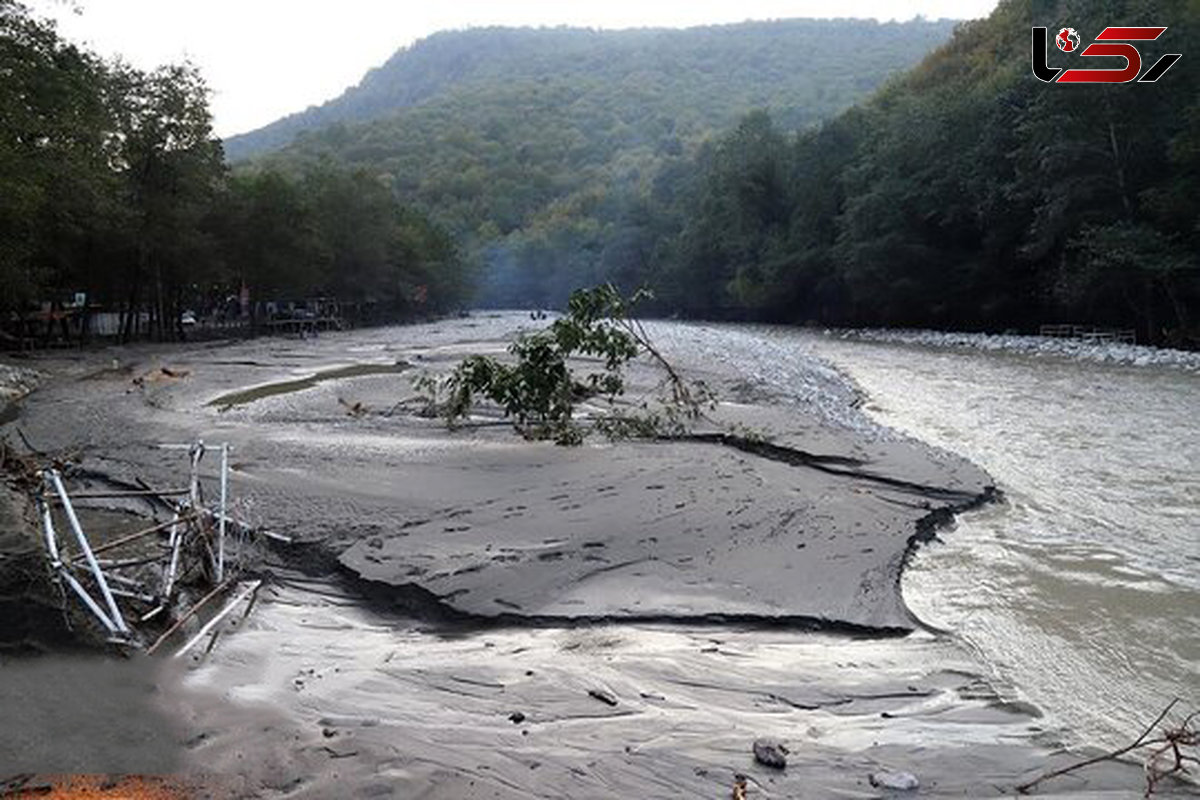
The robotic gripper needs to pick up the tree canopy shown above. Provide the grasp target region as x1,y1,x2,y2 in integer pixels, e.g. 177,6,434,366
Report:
5,2,1196,346
0,1,470,340
230,19,958,308
649,0,1200,346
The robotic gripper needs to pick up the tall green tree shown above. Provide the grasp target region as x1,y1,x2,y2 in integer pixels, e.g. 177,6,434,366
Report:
0,0,114,309
107,62,225,340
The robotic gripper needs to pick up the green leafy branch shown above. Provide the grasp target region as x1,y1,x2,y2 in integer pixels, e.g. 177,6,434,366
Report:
416,284,715,444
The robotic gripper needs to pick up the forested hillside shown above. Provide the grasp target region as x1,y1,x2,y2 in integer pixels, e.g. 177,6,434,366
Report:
7,1,1194,346
0,1,469,341
649,0,1200,345
227,21,956,161
230,20,957,306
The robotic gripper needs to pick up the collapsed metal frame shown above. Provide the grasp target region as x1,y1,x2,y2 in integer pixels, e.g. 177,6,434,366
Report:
34,441,282,654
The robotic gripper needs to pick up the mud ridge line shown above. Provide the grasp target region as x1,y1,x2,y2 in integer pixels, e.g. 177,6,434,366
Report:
883,482,1003,635
676,432,983,502
331,567,915,637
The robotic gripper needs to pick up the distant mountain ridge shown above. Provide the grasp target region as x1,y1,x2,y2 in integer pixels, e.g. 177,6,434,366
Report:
224,18,958,160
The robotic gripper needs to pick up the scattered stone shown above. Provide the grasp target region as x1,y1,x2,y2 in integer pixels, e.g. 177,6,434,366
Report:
588,688,618,706
869,770,919,791
509,711,526,724
752,738,788,769
367,537,383,549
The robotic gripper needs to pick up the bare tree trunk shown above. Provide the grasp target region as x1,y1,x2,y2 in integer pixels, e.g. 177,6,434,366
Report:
1143,277,1157,345
1107,119,1133,220
121,260,141,344
1162,275,1190,342
154,261,164,342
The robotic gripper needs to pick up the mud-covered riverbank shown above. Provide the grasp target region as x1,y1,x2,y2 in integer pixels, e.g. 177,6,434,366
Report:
0,314,1180,797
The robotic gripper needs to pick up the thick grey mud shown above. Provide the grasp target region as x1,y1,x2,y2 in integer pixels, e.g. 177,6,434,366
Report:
1,315,1175,797
335,432,995,633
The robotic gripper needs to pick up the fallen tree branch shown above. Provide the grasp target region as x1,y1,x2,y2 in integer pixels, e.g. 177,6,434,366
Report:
1016,699,1197,796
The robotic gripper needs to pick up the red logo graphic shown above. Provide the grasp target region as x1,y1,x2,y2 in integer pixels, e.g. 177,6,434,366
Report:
1032,26,1182,83
1056,27,1080,51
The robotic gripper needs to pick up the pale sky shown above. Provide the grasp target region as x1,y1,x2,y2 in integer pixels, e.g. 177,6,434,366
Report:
36,1,999,138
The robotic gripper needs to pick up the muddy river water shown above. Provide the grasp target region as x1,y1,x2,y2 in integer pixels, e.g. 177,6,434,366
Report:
810,334,1200,750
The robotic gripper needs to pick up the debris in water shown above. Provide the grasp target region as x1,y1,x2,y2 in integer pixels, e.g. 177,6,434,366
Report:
30,440,276,654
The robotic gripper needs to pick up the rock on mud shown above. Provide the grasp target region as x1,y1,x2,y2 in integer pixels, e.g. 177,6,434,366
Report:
753,738,788,769
869,770,919,790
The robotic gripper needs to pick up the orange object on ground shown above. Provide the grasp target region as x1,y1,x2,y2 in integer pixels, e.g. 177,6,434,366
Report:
0,775,209,799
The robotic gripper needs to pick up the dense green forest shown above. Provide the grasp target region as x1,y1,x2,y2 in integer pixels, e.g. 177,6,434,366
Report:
232,20,957,307
0,0,469,341
6,1,1198,346
235,5,1199,346
648,0,1200,345
228,20,956,161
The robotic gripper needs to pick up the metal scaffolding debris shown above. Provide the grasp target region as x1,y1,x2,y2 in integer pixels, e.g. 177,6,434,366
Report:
34,441,280,653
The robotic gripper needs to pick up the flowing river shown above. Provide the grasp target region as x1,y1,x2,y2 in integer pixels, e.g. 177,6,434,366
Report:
659,323,1199,750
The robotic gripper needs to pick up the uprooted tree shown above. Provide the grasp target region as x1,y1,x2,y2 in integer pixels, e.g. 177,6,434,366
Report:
415,285,714,444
